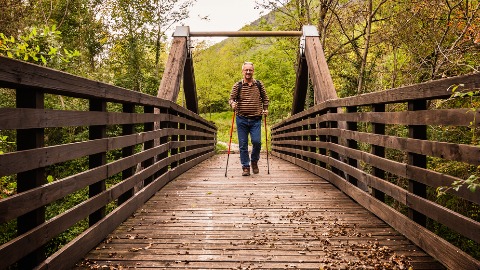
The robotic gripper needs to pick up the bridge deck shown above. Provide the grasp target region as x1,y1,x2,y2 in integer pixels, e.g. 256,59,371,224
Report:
75,154,444,269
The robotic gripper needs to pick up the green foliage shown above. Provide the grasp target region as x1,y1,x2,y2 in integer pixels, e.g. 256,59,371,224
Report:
192,30,297,124
0,25,80,67
0,136,16,199
0,219,16,247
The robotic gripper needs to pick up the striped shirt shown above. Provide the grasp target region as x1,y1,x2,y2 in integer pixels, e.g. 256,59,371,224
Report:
229,79,269,117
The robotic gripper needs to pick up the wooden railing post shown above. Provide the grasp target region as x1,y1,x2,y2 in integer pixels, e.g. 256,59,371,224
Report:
118,103,135,205
143,105,154,186
346,106,359,186
89,99,106,226
371,104,385,201
309,115,317,165
178,117,186,165
328,108,341,176
171,111,179,169
302,116,310,162
16,88,46,269
156,108,170,179
318,114,327,168
407,100,427,226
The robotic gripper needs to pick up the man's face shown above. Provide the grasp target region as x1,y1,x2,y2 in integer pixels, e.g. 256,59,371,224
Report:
242,64,254,79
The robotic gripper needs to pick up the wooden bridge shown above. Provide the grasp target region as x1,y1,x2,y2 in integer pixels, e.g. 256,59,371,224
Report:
0,26,479,270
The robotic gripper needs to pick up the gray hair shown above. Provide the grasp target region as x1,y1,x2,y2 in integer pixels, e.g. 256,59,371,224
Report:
242,61,254,70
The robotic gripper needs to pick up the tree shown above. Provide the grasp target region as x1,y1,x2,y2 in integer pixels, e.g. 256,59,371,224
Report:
152,0,195,75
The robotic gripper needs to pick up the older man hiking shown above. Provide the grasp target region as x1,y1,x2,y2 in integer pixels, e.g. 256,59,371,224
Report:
229,61,269,176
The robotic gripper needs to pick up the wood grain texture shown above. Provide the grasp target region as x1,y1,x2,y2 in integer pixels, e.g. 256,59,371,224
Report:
272,128,480,166
304,37,338,104
274,72,480,127
0,56,169,108
157,37,188,102
75,154,443,270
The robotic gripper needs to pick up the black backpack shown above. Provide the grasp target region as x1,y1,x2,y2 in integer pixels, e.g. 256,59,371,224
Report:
236,80,263,101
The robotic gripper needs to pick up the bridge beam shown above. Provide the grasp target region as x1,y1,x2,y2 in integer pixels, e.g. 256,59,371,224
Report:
158,26,199,113
302,26,338,104
157,36,188,103
292,26,338,114
291,53,308,115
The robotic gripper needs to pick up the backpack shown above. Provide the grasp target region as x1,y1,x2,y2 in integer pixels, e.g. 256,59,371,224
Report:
236,80,263,101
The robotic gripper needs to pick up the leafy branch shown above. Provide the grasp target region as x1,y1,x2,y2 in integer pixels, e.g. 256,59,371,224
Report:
0,25,80,66
437,172,480,197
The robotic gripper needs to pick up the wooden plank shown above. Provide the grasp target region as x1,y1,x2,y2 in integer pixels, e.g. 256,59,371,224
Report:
0,108,168,129
170,102,216,130
157,37,187,102
273,128,480,165
0,129,172,178
372,104,386,201
407,194,480,242
304,37,338,104
118,103,136,205
0,56,169,108
16,87,46,269
74,154,444,270
171,128,215,139
170,114,216,133
88,99,107,226
334,72,480,107
273,72,480,128
316,108,478,127
272,139,479,204
407,99,428,227
406,166,479,204
0,141,171,222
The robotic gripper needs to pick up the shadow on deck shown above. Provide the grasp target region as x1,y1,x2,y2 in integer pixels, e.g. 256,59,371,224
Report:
75,154,443,269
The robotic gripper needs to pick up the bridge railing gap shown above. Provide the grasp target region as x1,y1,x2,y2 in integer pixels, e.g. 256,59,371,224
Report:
0,56,217,270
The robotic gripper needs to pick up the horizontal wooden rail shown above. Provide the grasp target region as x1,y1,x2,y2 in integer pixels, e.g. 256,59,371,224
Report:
189,30,303,37
0,56,217,269
271,72,480,270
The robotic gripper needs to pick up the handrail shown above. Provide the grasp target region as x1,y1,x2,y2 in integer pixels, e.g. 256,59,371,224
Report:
271,72,480,269
0,56,217,269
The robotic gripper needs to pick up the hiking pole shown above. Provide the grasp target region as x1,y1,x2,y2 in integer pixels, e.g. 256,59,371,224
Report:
264,114,270,174
225,111,236,177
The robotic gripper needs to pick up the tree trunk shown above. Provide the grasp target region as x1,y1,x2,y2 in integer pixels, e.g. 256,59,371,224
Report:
357,0,373,95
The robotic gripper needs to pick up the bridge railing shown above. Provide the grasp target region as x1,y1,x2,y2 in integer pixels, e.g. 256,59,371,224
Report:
0,56,217,269
271,73,480,269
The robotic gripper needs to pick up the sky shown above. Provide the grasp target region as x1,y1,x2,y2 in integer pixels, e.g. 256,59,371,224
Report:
170,0,266,44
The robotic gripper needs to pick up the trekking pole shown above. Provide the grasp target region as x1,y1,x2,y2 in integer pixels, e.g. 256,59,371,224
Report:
225,111,236,177
264,115,270,174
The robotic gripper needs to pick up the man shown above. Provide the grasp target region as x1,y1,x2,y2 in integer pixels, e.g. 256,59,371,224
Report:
229,62,269,176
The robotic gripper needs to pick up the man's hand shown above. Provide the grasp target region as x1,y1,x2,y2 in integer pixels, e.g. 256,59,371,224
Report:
231,102,237,110
262,109,268,116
